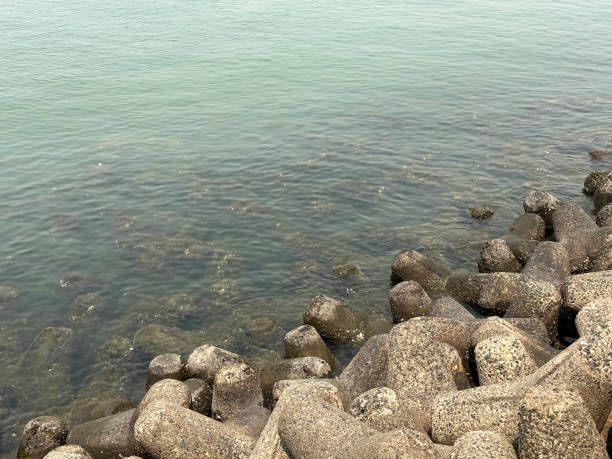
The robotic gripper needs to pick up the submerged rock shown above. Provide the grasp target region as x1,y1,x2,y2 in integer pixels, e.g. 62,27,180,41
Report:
246,317,277,337
0,285,18,304
589,149,612,160
69,292,106,323
391,249,450,291
303,295,367,344
331,263,364,279
59,273,99,292
133,324,205,356
468,206,494,219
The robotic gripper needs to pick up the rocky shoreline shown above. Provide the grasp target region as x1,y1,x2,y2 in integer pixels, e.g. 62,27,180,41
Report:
15,170,612,458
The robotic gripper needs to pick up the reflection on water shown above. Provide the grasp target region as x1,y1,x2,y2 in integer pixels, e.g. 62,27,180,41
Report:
2,0,612,454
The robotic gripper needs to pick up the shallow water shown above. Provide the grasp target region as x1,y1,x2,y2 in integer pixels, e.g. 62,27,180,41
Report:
1,0,612,453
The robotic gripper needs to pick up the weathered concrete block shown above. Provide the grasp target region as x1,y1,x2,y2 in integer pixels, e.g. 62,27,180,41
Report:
563,271,612,311
212,363,263,421
428,297,475,321
518,387,607,458
475,335,538,385
283,325,335,371
251,380,343,459
183,377,212,416
66,410,136,459
575,299,612,337
477,272,522,314
185,345,248,384
388,280,432,322
258,357,332,407
597,204,612,227
43,445,93,459
303,295,367,344
224,405,270,440
478,239,521,273
391,249,451,290
18,416,68,459
552,203,599,273
584,170,612,195
505,213,546,241
349,387,398,425
338,334,389,401
523,190,560,224
137,379,191,414
450,430,517,459
134,404,254,459
145,353,185,390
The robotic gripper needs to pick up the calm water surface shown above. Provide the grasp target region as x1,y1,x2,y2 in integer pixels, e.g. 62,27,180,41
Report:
1,0,612,454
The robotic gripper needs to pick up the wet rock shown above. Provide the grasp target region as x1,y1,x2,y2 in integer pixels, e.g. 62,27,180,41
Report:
589,150,612,160
331,263,363,279
19,327,74,408
584,170,612,195
145,353,186,390
66,410,136,459
251,381,344,459
59,273,99,292
284,325,335,371
183,378,212,416
43,445,93,459
468,206,494,219
133,324,204,356
338,334,389,401
388,280,431,323
477,272,522,314
0,285,18,304
502,237,540,265
597,204,612,227
134,404,254,459
350,387,398,424
278,397,434,458
575,299,612,337
594,180,612,211
185,345,249,384
69,293,106,323
523,190,561,224
517,387,607,458
450,430,517,459
387,321,457,399
432,329,612,444
427,297,475,321
475,335,538,385
391,249,451,290
224,405,271,440
246,317,277,337
303,295,367,344
505,213,546,241
552,203,599,272
478,239,521,273
89,398,134,421
212,363,263,422
17,416,68,459
563,270,612,311
258,357,332,407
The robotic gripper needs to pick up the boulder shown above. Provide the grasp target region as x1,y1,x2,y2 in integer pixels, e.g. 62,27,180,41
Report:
594,180,612,211
477,239,521,273
517,387,607,458
303,295,367,344
552,203,599,272
134,404,254,459
388,281,432,323
17,416,68,459
575,299,612,337
584,170,612,195
145,353,185,389
504,213,546,241
283,325,336,371
137,379,191,415
597,204,612,227
477,272,522,314
391,249,451,290
211,363,263,421
469,206,494,219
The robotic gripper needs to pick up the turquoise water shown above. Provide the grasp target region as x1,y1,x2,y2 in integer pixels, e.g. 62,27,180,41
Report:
1,0,612,453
